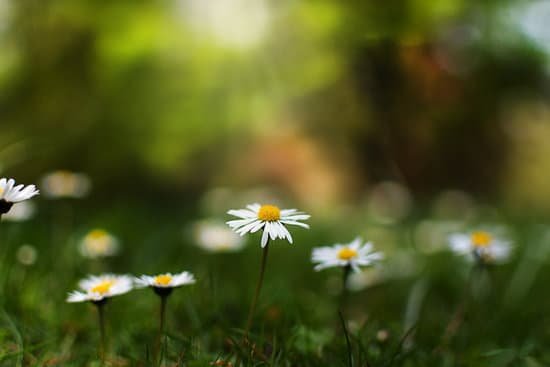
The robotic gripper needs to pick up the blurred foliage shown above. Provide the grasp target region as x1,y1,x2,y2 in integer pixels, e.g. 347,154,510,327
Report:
1,0,550,208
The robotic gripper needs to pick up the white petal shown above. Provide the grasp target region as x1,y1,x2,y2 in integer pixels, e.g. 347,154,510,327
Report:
246,203,261,212
448,234,472,254
278,222,293,243
281,214,310,221
280,220,310,229
227,209,257,219
250,220,265,233
261,227,269,247
235,220,263,235
280,209,298,216
227,218,256,228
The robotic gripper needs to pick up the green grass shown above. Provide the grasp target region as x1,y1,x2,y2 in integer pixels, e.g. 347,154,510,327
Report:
1,198,550,366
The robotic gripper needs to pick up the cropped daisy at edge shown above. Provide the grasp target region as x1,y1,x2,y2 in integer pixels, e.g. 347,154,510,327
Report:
0,178,39,214
67,274,133,303
448,229,512,264
312,237,384,272
226,203,310,247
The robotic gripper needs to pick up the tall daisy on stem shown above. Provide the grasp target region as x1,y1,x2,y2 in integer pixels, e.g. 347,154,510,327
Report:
135,271,196,363
312,237,384,306
0,178,39,218
67,274,133,364
227,203,310,340
312,237,383,367
436,228,512,350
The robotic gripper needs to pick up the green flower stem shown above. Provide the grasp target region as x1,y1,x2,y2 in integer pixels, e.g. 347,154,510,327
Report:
340,264,352,310
153,287,172,366
244,239,270,342
338,265,353,366
96,302,107,365
157,294,168,365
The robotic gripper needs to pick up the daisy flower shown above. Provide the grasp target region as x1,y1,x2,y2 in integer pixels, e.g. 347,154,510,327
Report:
194,220,245,253
448,229,512,264
79,229,120,259
135,271,195,296
136,271,196,363
226,203,310,247
312,237,384,273
66,274,133,304
0,178,39,214
41,170,91,199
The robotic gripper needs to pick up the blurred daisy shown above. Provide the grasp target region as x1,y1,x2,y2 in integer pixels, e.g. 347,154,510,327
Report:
227,203,310,247
79,229,120,259
41,170,91,199
2,201,36,222
448,229,512,264
66,274,133,303
16,244,38,266
312,237,384,273
194,220,245,252
0,178,39,214
135,271,195,296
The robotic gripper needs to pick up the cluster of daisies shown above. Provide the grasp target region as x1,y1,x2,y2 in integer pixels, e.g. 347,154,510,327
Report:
226,203,386,272
0,176,516,364
227,203,512,272
66,271,196,304
0,177,514,299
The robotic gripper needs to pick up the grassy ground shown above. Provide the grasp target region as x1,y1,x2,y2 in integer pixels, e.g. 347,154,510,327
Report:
0,197,550,366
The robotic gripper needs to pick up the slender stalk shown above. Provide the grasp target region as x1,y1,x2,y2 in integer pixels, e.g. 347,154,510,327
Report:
340,265,352,310
244,239,270,341
338,310,353,367
96,302,107,365
435,262,483,352
337,265,353,367
157,294,168,366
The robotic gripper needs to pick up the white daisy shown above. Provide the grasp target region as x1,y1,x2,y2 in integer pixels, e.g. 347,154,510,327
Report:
67,274,133,303
226,203,310,247
0,178,39,214
312,237,384,273
40,170,91,199
135,271,196,289
79,229,120,259
448,230,512,264
194,220,245,253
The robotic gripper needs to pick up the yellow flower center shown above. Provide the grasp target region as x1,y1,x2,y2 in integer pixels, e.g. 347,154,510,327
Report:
88,229,108,239
338,247,358,260
91,280,114,294
471,231,492,248
155,274,172,286
0,187,4,195
257,205,281,221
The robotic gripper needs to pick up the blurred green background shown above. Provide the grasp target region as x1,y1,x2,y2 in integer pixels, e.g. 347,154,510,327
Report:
3,0,550,365
2,0,550,210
